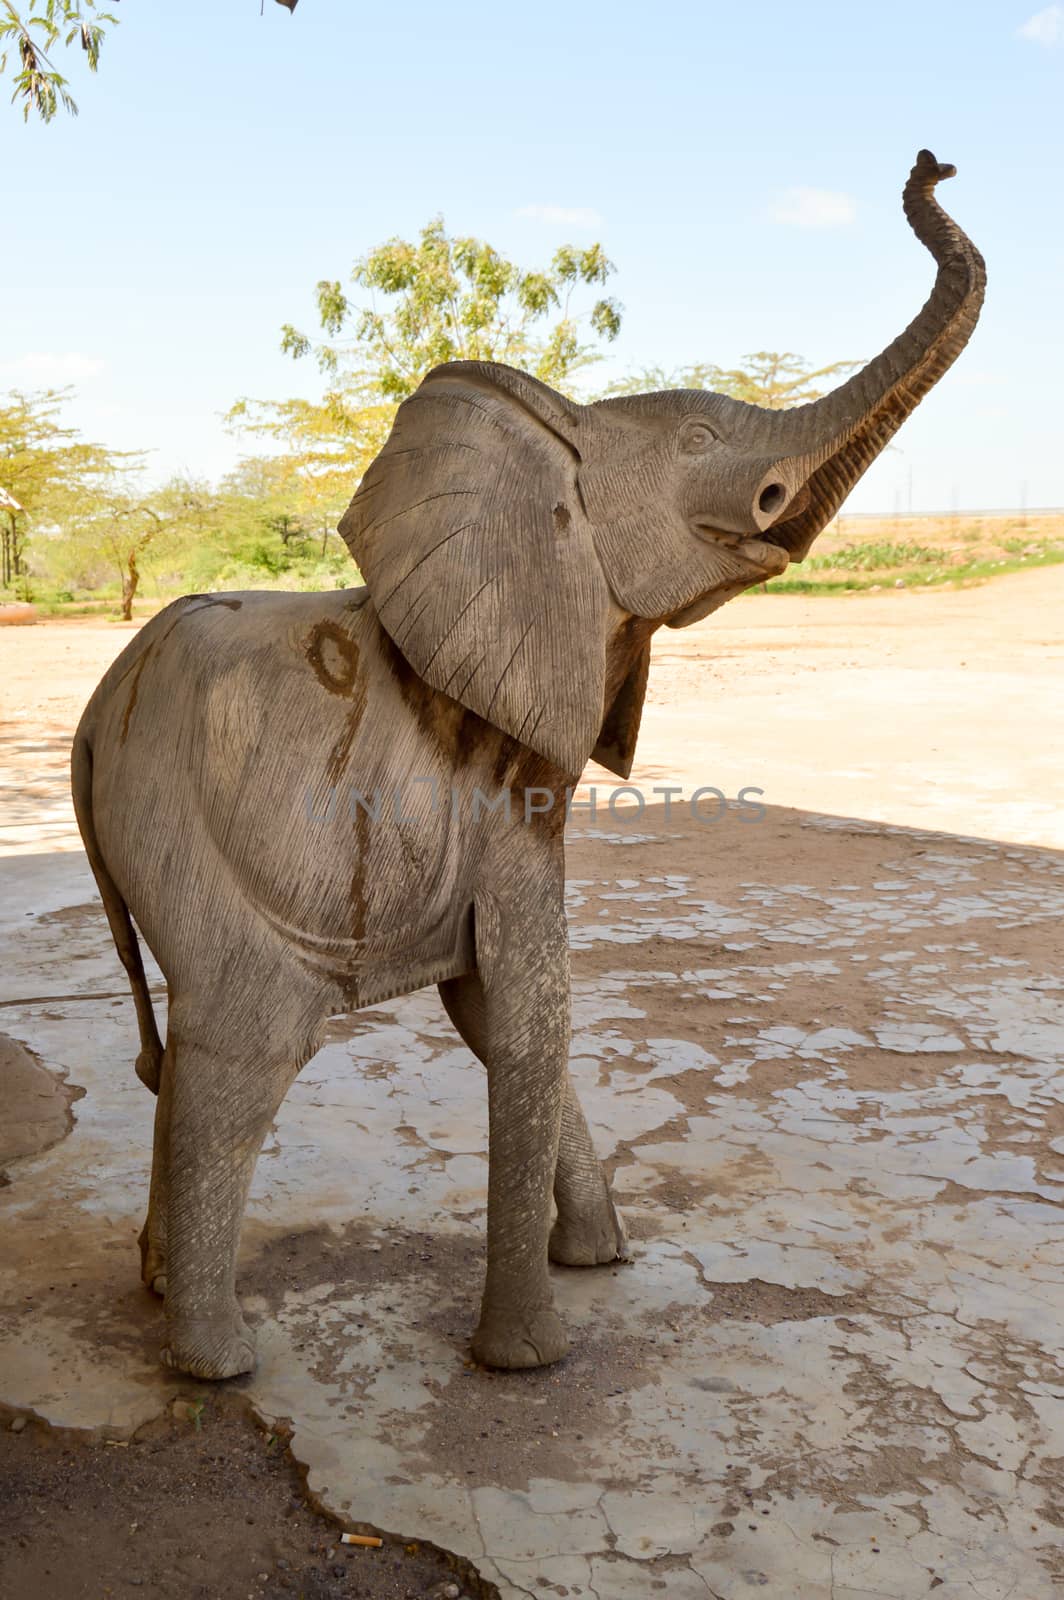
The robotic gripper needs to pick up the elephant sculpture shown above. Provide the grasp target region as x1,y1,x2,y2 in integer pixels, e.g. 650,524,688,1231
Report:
71,151,984,1380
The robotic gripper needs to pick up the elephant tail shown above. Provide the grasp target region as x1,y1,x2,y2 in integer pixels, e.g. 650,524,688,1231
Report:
70,728,164,1094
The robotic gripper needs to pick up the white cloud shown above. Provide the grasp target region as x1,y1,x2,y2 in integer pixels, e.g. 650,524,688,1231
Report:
1018,4,1063,44
516,204,604,229
0,351,106,386
769,186,857,229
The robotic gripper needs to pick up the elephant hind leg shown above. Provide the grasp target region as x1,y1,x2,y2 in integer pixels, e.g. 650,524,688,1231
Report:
158,995,322,1381
439,971,628,1275
549,1085,630,1268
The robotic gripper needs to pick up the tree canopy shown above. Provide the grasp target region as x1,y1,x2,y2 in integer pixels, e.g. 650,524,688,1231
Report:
0,388,116,587
2,226,864,615
282,218,622,399
230,216,623,495
607,351,860,409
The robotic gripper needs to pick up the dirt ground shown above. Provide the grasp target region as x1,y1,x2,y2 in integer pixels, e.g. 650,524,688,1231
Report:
2,568,1063,1599
3,564,1063,852
0,1402,482,1600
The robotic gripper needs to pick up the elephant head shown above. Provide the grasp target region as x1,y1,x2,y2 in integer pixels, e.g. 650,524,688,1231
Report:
340,150,984,780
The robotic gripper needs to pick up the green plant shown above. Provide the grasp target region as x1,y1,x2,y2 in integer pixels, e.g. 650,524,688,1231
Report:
0,0,117,121
805,540,941,572
763,545,1064,595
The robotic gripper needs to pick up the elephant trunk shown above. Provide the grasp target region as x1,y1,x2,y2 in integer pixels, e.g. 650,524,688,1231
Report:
755,150,986,558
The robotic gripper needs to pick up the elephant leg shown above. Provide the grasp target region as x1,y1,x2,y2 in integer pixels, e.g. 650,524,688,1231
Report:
440,927,568,1367
159,997,315,1381
550,1083,630,1267
440,975,628,1270
138,1039,173,1296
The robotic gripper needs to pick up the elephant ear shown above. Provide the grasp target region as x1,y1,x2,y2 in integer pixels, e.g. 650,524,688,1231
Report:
339,362,612,778
591,641,651,781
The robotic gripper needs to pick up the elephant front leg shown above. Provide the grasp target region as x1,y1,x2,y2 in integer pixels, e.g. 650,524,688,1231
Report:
467,907,571,1370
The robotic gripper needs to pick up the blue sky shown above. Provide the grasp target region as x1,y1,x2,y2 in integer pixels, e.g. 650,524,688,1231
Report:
2,0,1061,512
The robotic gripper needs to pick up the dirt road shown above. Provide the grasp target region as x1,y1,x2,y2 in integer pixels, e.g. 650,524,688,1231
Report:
3,566,1062,853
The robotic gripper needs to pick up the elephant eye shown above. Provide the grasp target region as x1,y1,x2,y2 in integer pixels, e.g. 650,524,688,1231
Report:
679,421,719,454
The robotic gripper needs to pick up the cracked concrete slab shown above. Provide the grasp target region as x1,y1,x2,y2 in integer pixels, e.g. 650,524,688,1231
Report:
2,801,1063,1598
4,582,1064,1596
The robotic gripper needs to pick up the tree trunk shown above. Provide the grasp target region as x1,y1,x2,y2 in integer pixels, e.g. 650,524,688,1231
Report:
121,550,139,622
9,511,24,578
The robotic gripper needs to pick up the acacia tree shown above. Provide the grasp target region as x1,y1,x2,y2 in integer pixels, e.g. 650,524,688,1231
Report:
0,388,113,590
206,456,350,581
56,472,216,618
99,491,162,619
225,389,385,543
608,351,860,408
232,219,623,488
283,219,622,397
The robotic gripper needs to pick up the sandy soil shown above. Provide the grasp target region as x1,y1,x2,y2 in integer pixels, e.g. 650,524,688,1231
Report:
3,566,1062,852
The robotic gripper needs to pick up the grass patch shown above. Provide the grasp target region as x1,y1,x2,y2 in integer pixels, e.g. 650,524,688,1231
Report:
755,512,1064,596
765,546,1064,595
805,540,941,572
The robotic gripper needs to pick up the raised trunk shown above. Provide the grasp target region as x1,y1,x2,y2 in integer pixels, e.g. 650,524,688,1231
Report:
755,150,986,558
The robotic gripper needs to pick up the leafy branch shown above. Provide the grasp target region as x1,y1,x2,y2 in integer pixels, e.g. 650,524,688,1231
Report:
0,0,118,120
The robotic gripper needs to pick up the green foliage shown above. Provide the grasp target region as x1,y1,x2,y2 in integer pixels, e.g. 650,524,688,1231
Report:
607,350,860,408
0,0,117,121
764,546,1064,596
235,218,623,516
5,385,360,612
283,217,622,401
0,387,116,591
189,457,353,592
226,387,392,533
805,540,941,572
55,470,194,617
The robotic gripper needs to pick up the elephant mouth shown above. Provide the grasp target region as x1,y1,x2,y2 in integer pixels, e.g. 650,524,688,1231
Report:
739,534,790,575
690,518,792,576
667,531,791,627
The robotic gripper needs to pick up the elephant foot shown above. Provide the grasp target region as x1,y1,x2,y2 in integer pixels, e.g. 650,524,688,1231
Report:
138,1220,167,1297
161,1307,256,1381
549,1192,630,1267
471,1304,570,1370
